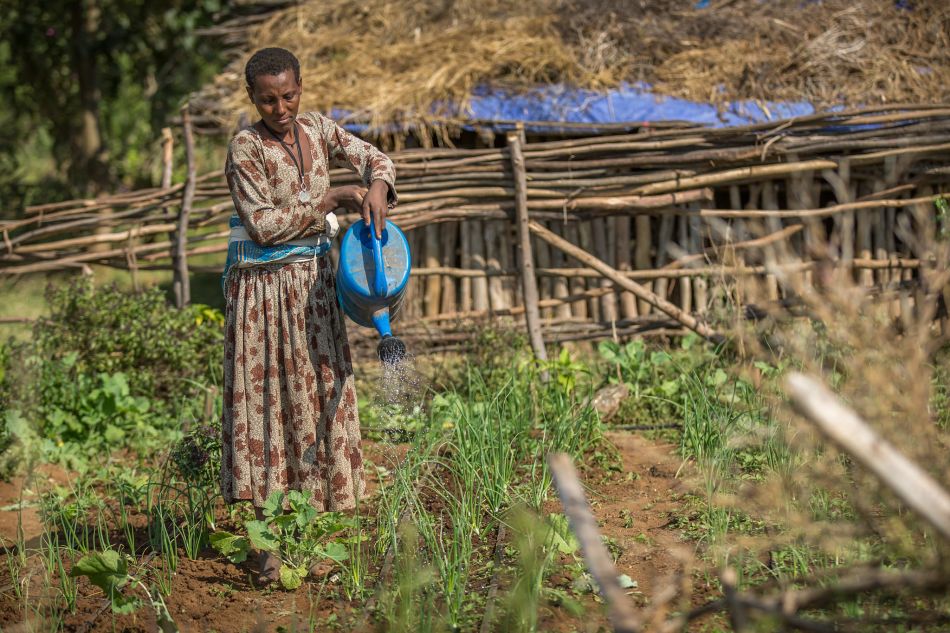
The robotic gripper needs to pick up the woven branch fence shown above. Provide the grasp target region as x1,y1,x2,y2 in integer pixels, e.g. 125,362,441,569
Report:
3,105,949,348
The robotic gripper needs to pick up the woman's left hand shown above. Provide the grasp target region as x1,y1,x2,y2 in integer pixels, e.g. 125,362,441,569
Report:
362,180,390,239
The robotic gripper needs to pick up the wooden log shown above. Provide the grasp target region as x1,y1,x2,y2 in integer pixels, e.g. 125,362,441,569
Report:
785,373,950,543
551,222,574,320
564,222,587,318
460,224,472,313
423,222,442,317
678,216,692,313
528,220,720,340
615,216,638,318
689,214,708,314
498,220,518,310
408,228,425,319
856,181,874,287
592,218,618,322
173,105,196,308
579,221,600,321
508,131,548,369
407,258,919,280
633,160,838,196
484,220,505,312
161,127,174,189
548,453,641,633
439,222,459,315
471,220,489,312
653,214,675,306
634,215,652,316
7,223,178,255
535,221,554,319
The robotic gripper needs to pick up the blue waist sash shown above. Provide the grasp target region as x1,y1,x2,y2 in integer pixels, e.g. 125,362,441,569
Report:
221,214,332,291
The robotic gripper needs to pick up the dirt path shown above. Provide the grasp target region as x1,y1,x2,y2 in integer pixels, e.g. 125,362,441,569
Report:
536,430,691,631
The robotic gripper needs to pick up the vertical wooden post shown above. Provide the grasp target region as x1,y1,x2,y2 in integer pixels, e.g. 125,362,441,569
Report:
762,182,781,300
173,105,196,309
689,213,707,314
161,127,174,190
616,215,638,318
565,222,587,319
593,218,617,322
405,229,423,318
460,226,473,313
440,222,459,315
535,222,553,318
678,216,692,313
551,223,573,320
471,221,489,313
424,223,442,317
485,220,505,312
507,131,548,375
498,222,517,311
634,214,652,316
579,221,599,320
654,213,675,306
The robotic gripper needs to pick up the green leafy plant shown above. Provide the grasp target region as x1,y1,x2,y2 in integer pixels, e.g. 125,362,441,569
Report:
211,490,350,590
44,368,151,447
70,549,178,632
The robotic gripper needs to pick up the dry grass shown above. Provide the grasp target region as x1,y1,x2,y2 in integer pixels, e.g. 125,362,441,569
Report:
192,0,950,145
725,204,950,576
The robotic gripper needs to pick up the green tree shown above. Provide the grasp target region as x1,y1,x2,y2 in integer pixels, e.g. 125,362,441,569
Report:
0,0,225,208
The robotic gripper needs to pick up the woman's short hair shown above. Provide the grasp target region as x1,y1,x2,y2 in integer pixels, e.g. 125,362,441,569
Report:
245,48,300,88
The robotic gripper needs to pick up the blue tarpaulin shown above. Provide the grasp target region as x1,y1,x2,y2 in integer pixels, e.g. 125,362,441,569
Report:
337,82,819,134
461,83,816,130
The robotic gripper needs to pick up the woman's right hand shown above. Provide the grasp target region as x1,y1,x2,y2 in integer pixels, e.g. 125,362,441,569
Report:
326,185,368,214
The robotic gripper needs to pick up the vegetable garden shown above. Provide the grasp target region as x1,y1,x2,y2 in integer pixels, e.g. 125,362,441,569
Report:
2,265,950,631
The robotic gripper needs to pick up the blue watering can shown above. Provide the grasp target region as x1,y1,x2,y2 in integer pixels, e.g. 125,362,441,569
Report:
336,218,411,364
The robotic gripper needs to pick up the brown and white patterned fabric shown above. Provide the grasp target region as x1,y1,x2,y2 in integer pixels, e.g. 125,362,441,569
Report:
221,112,396,511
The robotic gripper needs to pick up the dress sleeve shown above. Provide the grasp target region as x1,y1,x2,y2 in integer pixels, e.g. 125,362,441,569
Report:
224,133,335,246
317,115,398,208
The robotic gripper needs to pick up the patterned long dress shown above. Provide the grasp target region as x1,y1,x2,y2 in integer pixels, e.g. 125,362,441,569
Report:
221,112,396,511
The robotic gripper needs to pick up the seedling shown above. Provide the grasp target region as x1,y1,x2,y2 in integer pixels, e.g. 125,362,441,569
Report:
70,549,178,632
211,490,350,590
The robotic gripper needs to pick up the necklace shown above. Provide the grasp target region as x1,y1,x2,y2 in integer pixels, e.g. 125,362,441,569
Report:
261,119,311,203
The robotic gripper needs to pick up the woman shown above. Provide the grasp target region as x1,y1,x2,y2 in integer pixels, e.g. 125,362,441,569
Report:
221,47,396,584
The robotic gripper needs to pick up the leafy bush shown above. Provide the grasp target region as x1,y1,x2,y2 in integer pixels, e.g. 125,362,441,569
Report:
34,280,223,407
0,281,224,472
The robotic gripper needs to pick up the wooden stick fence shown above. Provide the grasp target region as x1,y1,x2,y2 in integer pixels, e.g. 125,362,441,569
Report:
2,105,949,344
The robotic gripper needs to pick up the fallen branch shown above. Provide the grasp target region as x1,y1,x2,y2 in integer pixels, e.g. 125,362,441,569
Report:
785,372,950,543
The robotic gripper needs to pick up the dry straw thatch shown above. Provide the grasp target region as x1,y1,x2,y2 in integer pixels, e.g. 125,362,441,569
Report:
192,0,950,144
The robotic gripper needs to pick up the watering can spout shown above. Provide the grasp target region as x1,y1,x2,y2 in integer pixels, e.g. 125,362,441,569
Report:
372,308,407,364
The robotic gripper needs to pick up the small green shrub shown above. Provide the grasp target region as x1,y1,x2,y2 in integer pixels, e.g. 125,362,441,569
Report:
211,490,351,590
33,280,223,407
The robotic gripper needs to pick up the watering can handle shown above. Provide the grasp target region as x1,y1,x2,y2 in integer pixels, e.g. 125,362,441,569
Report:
370,218,388,297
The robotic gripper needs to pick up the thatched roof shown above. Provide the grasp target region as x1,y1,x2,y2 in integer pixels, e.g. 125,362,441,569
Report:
190,0,950,145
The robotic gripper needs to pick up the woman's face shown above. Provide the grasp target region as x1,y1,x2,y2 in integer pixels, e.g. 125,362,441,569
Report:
246,70,302,135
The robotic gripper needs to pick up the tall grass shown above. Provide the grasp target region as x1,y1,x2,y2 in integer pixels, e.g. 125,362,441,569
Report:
371,358,602,631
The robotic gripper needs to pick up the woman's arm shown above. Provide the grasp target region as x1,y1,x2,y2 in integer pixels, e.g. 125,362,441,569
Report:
317,115,398,237
224,134,334,246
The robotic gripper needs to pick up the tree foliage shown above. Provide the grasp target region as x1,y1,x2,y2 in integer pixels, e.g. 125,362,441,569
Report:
0,0,225,208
